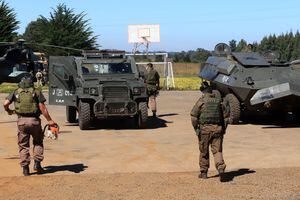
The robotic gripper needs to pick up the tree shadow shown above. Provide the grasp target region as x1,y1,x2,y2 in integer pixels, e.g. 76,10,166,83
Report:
210,168,256,182
32,163,88,175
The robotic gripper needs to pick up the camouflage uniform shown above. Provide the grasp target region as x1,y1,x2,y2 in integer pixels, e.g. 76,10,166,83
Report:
6,87,46,168
191,93,226,174
146,67,160,116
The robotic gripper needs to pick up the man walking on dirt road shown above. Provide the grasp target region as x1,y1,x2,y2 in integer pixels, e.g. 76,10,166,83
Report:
3,76,56,176
190,81,227,182
146,63,160,117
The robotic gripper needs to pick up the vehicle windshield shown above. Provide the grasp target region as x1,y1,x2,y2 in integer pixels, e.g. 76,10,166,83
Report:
81,62,133,74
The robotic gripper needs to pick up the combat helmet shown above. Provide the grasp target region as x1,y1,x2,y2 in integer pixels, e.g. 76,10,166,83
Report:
18,75,34,89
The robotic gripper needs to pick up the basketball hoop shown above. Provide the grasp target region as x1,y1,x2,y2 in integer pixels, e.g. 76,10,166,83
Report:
128,24,160,55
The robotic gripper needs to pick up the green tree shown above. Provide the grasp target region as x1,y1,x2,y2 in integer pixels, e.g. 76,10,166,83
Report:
229,40,237,52
291,31,300,60
0,0,19,41
24,3,98,54
235,39,247,52
23,19,45,43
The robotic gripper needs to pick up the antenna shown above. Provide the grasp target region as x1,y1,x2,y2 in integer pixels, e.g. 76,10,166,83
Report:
128,24,160,55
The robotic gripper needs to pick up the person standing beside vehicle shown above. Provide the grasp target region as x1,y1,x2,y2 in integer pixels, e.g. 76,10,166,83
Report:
3,76,56,176
145,63,160,117
190,81,227,182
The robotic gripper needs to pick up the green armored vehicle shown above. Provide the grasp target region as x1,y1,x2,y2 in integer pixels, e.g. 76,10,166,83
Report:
200,43,300,124
48,50,148,130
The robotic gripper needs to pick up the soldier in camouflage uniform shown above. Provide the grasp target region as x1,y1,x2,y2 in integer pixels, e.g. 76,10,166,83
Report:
146,63,160,117
190,81,227,182
3,76,56,176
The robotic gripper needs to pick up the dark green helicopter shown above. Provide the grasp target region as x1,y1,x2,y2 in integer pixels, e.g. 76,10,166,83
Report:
0,39,33,83
0,39,82,84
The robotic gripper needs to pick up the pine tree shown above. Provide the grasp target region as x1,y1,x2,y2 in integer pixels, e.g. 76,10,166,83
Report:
23,3,98,55
235,39,247,52
228,40,237,52
0,0,19,41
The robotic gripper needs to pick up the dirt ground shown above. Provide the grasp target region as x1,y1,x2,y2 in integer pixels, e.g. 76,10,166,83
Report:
0,91,299,199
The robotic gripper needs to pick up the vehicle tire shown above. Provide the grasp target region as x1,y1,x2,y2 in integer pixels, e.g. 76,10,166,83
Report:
136,102,148,129
212,90,221,98
223,94,240,124
66,106,77,123
78,100,91,130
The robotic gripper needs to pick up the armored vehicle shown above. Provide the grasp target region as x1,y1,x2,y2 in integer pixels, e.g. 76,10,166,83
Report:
200,43,300,124
48,50,148,130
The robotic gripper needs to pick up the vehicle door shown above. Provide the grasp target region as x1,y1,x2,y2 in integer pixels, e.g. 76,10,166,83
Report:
48,56,77,106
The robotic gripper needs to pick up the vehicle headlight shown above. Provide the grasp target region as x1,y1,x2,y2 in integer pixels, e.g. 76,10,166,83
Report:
133,87,141,94
133,87,145,94
83,87,98,95
89,87,98,95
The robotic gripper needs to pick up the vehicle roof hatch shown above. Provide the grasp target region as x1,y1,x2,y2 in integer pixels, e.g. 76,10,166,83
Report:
232,52,270,67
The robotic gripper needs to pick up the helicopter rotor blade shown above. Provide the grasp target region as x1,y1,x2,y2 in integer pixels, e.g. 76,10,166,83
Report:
25,42,84,53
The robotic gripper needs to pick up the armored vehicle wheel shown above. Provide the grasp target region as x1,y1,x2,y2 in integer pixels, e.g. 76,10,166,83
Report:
66,106,77,123
223,94,240,124
212,90,221,98
136,102,148,129
79,100,91,130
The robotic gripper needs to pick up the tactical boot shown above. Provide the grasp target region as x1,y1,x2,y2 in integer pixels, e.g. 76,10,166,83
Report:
198,172,208,179
218,169,226,182
23,165,30,176
152,111,157,118
33,160,44,174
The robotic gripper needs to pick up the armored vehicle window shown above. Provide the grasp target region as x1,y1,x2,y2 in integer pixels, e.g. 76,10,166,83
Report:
53,64,65,79
82,62,132,74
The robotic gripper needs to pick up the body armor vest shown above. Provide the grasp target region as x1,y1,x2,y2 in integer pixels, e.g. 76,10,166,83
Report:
146,69,158,85
199,94,222,125
14,87,39,116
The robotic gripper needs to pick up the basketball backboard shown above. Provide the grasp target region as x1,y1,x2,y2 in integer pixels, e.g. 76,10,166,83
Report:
128,24,160,44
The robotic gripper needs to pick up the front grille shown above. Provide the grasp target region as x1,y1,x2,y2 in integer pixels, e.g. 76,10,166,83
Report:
103,86,129,99
107,103,126,114
94,101,137,115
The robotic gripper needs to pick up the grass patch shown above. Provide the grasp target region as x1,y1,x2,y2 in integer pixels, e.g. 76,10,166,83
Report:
0,83,18,93
161,76,202,90
0,83,48,93
1,77,201,93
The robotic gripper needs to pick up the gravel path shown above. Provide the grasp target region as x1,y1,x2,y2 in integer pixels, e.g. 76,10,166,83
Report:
0,168,299,200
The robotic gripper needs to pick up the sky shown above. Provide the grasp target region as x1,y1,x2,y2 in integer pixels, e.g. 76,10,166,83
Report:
5,0,300,52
